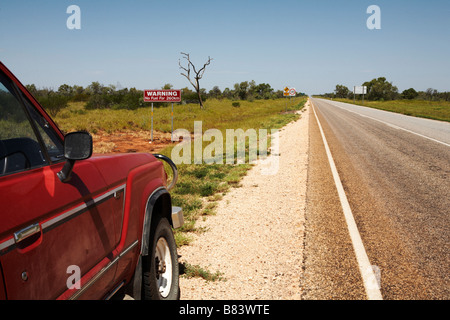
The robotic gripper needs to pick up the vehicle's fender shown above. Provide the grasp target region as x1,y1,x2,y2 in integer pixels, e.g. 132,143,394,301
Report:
129,187,172,300
141,187,172,257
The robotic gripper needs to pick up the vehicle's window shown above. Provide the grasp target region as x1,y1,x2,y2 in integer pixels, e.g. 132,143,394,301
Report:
0,75,48,176
25,98,64,163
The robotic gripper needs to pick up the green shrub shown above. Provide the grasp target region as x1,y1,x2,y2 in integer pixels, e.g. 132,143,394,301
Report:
200,182,218,197
37,95,70,117
85,94,110,110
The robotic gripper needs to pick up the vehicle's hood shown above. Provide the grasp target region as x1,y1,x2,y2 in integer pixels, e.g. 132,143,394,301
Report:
87,152,165,187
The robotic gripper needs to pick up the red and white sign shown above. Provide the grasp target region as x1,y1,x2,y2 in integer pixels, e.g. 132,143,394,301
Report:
144,90,181,102
283,87,297,97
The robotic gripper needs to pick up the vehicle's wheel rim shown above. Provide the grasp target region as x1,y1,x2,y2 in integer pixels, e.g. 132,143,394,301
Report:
155,237,172,298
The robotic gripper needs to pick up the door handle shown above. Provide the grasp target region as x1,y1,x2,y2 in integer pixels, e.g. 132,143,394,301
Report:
14,223,41,244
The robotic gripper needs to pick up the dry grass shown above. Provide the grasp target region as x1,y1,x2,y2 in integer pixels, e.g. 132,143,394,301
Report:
330,98,450,122
54,98,306,134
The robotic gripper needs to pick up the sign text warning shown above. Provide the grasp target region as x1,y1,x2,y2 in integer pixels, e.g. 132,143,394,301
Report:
144,90,181,102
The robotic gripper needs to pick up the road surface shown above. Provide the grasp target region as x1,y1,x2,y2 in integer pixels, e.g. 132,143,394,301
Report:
301,98,449,299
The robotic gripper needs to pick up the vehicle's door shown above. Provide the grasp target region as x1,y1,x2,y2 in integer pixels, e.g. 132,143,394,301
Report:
0,70,120,299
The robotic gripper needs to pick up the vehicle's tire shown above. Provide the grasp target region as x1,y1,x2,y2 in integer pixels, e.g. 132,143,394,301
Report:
142,217,180,300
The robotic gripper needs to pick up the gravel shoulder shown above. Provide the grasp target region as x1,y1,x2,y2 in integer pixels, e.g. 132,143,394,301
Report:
178,100,311,300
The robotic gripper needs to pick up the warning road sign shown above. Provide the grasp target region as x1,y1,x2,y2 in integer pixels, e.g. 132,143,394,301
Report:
283,87,296,97
144,90,181,102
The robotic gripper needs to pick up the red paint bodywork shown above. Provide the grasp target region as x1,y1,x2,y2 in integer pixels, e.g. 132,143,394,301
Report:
0,62,169,299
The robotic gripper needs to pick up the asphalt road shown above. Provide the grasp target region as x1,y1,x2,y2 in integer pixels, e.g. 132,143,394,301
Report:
301,98,449,300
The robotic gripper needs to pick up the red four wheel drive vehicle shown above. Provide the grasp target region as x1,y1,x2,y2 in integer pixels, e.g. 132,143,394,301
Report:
0,61,184,300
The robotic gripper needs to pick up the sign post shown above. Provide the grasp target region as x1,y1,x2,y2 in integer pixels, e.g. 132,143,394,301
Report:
289,88,296,108
151,103,154,142
283,87,290,112
283,87,296,111
143,89,182,142
171,102,174,141
353,86,367,105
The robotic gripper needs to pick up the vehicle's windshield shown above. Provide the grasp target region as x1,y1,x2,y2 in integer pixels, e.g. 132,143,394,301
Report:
0,73,64,176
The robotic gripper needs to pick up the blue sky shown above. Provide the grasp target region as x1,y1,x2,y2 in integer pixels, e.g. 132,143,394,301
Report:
1,0,449,95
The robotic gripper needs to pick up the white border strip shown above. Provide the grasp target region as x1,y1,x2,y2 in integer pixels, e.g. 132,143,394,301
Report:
312,103,383,300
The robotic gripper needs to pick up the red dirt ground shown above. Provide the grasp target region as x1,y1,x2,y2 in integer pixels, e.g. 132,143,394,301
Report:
92,130,173,154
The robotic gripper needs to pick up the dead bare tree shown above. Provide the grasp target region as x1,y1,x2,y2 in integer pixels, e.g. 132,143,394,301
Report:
179,52,212,109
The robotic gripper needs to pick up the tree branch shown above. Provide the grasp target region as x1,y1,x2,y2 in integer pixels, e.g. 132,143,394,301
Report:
197,56,212,79
179,54,198,89
178,52,213,108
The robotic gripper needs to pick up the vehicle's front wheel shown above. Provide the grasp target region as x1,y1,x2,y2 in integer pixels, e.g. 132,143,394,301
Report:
142,217,180,300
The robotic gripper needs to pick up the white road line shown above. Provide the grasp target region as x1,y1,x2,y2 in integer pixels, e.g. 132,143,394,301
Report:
311,102,383,300
321,100,450,147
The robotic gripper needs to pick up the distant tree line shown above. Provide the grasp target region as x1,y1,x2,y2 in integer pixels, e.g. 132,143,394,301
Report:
25,80,306,116
317,77,450,102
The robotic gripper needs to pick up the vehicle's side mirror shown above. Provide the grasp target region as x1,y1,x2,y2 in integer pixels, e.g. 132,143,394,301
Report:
57,131,93,183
